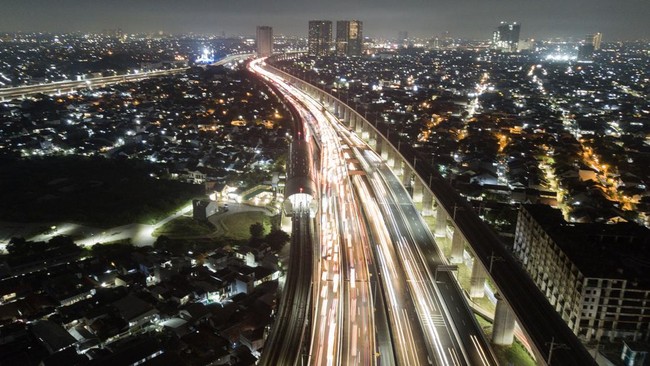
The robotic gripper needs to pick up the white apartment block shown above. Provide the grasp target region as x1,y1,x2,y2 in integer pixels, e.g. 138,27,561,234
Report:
514,204,650,342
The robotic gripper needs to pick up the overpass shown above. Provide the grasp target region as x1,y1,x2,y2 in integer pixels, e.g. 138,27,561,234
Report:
259,138,317,365
251,58,384,366
264,55,597,366
0,53,254,101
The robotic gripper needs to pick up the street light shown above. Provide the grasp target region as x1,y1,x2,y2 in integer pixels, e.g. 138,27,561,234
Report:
488,250,504,274
453,203,464,220
546,337,570,365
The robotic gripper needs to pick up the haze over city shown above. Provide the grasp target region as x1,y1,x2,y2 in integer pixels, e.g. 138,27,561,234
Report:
1,0,649,39
1,0,649,365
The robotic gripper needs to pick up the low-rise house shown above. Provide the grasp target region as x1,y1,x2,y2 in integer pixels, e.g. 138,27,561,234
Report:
193,199,219,221
30,320,77,354
112,294,159,328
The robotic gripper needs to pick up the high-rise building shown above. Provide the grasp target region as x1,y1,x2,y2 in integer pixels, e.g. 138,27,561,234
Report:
492,21,521,52
579,33,602,61
336,20,363,56
513,204,650,342
398,31,409,47
588,32,603,50
308,20,333,56
256,26,273,57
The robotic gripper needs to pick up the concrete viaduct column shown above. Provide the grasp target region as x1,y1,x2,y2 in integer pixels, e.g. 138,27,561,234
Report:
381,139,390,161
354,115,363,135
435,203,447,237
449,227,464,264
344,108,352,128
361,123,370,142
469,258,486,298
412,178,424,203
421,190,433,216
492,293,516,345
386,148,396,169
393,157,404,178
374,135,382,155
369,131,378,151
401,164,412,187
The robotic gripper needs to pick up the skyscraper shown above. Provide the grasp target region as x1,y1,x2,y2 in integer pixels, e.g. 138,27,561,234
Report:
398,31,409,48
579,33,602,61
256,26,273,57
492,22,521,52
587,32,602,50
336,20,363,56
308,21,332,57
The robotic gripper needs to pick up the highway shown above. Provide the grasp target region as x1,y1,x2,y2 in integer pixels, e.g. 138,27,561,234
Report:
274,60,597,365
250,58,380,366
289,73,497,365
0,53,253,101
339,125,497,365
252,56,502,365
259,208,313,366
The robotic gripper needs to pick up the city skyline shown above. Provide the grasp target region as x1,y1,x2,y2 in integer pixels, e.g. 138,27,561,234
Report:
1,0,648,40
1,3,649,363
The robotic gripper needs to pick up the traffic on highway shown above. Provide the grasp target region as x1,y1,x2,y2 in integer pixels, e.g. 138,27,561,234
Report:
251,56,500,365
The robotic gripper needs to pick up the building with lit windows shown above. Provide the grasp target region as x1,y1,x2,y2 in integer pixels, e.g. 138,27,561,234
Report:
579,33,602,61
514,204,650,342
588,33,603,50
256,26,273,57
308,20,332,56
492,21,520,52
336,20,363,56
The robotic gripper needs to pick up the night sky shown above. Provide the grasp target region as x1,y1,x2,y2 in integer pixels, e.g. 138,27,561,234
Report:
1,0,648,40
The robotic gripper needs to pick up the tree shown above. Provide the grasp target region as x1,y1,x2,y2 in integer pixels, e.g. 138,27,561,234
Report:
48,235,78,251
265,230,290,252
249,222,265,240
6,237,28,256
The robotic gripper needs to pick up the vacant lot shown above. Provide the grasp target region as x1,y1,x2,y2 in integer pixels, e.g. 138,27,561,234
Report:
218,211,272,240
153,217,215,237
0,156,203,227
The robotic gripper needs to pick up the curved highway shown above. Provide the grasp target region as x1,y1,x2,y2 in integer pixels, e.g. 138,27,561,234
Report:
259,208,313,366
0,53,253,101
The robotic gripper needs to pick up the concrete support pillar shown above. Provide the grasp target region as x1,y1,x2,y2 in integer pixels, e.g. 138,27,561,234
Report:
435,204,447,237
380,139,390,161
384,148,393,168
401,165,412,187
334,103,340,118
344,108,351,127
421,190,433,216
372,134,381,154
361,123,370,142
354,115,363,134
412,178,424,203
492,293,516,345
393,158,404,178
369,131,378,151
449,228,464,264
470,258,486,298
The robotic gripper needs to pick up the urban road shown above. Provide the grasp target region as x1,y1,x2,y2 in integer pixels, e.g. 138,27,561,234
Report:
251,57,499,366
0,53,253,101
